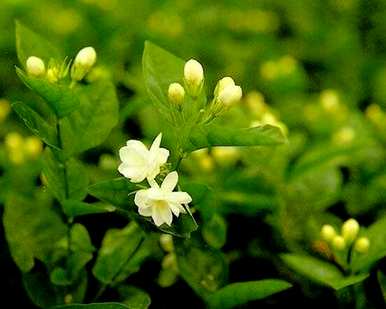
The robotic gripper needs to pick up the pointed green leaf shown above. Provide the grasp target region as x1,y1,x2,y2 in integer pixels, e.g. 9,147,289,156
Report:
62,200,116,218
207,279,292,309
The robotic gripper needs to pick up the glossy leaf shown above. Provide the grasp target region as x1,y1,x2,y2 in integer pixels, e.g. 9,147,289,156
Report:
118,285,151,309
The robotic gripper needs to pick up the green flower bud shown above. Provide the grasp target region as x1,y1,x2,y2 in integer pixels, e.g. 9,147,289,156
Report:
320,224,336,242
342,218,359,243
26,56,46,77
354,237,370,254
168,82,185,105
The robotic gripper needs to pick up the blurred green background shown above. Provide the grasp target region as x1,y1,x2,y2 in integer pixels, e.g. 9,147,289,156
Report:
1,0,386,307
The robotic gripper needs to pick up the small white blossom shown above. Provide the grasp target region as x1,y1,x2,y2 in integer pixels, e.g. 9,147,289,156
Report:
134,171,192,226
215,77,242,106
26,56,46,77
71,46,97,81
184,59,204,96
118,133,169,183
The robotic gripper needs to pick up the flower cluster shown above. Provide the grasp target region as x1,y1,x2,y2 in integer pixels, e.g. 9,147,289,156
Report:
320,218,370,254
25,46,97,84
118,133,192,227
166,58,242,121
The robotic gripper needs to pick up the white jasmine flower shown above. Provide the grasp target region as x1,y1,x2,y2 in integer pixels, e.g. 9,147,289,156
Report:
71,46,97,81
118,133,169,183
26,56,46,77
134,171,192,226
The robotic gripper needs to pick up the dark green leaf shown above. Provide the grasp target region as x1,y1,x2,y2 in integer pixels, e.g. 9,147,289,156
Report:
118,285,151,309
12,101,59,148
16,67,79,118
281,254,368,290
3,194,67,272
207,279,292,309
202,214,227,249
53,304,130,309
62,200,116,218
186,124,286,152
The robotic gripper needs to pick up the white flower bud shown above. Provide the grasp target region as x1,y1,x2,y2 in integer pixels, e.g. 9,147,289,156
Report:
214,77,235,96
168,82,185,105
341,218,359,243
71,46,97,81
332,235,346,250
354,237,370,254
217,83,242,106
26,56,46,77
320,225,336,242
184,59,203,96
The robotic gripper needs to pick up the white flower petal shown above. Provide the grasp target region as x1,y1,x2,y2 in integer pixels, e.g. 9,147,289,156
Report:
118,163,147,182
138,206,152,217
150,133,162,153
152,203,172,226
126,140,149,155
156,148,170,164
134,189,150,208
169,192,192,204
161,171,178,192
168,202,186,217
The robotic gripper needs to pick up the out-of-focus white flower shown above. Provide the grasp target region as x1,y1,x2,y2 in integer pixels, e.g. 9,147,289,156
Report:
184,59,204,96
134,171,192,226
71,46,97,81
215,77,242,106
26,56,46,77
168,82,185,105
118,133,169,183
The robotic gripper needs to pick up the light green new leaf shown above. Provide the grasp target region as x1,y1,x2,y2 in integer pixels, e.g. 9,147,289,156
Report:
186,124,286,152
352,215,386,272
12,101,59,148
174,237,228,300
16,67,80,118
53,304,130,309
60,80,119,156
62,200,116,218
207,279,292,309
15,21,61,67
42,149,89,203
118,285,151,309
3,194,67,272
281,254,368,290
92,222,144,284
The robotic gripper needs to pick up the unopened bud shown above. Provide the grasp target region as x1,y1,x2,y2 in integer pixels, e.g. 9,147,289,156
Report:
341,218,359,243
168,82,185,105
332,235,346,250
46,67,59,83
321,225,336,242
354,237,370,254
26,56,46,77
216,78,242,106
71,46,97,81
24,136,43,159
160,234,174,252
184,59,203,96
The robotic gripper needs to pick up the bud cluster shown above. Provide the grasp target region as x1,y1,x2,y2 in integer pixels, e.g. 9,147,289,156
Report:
320,218,370,254
4,132,43,165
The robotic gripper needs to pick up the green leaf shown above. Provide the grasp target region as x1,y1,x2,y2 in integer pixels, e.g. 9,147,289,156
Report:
352,215,386,272
207,279,292,309
118,285,151,309
92,222,145,284
202,214,227,249
53,304,130,309
281,254,368,290
3,194,67,272
12,101,59,148
60,80,119,156
42,149,89,203
15,21,61,67
62,200,116,218
174,237,228,299
16,67,80,118
24,270,87,308
186,124,286,152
